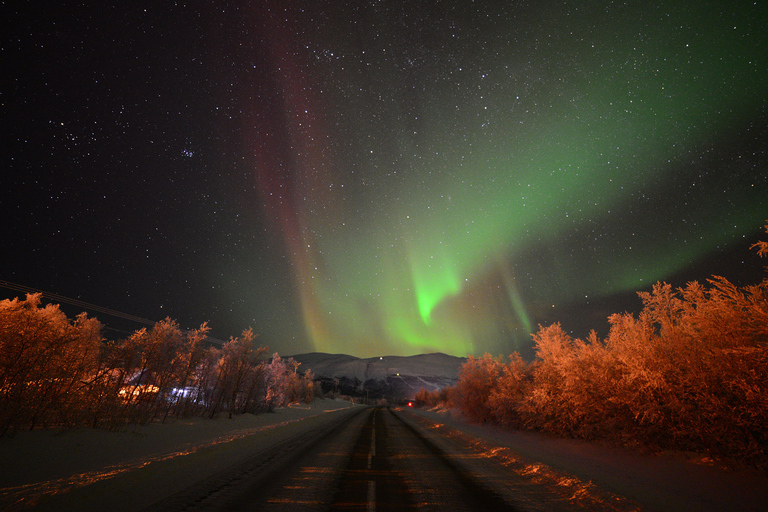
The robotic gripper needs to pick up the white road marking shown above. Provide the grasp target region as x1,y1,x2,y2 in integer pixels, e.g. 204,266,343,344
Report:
367,480,376,512
371,425,376,457
367,411,377,510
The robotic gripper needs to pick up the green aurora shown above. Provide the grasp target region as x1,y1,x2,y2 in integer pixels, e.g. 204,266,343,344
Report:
6,1,767,359
249,1,767,357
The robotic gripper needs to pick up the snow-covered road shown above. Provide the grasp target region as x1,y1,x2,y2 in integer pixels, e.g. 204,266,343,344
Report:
0,400,361,511
2,400,767,511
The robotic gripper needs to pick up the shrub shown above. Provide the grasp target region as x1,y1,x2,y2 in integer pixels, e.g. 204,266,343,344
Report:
445,224,768,467
0,294,311,433
0,294,102,434
453,354,504,423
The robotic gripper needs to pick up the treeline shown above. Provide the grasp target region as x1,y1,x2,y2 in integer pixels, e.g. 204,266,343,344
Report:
417,228,768,468
0,294,314,436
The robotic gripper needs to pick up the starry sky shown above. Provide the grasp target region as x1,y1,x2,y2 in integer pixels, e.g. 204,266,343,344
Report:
3,1,767,358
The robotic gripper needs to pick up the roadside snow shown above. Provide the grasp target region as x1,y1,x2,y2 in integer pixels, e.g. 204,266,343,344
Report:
409,407,768,512
0,399,360,511
3,400,767,512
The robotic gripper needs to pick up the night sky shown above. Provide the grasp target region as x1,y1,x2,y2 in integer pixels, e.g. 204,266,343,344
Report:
3,1,767,358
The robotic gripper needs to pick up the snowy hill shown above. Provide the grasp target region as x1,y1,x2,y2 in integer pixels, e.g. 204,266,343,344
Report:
288,352,466,402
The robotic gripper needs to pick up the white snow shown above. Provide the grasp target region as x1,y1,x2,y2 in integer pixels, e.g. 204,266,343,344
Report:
2,398,767,511
290,352,465,381
0,399,361,511
408,407,768,512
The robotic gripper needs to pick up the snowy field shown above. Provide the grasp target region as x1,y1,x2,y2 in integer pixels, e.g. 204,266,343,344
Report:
409,407,768,512
291,352,465,381
0,399,361,511
2,399,767,511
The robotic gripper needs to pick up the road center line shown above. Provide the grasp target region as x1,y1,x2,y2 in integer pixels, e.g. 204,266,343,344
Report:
368,413,377,506
367,480,376,512
371,424,376,458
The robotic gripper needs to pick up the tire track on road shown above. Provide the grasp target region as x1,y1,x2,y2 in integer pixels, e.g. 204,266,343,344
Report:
146,406,369,511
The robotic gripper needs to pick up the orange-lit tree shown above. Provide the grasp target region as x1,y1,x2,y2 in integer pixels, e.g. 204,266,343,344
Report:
438,223,768,467
0,293,314,433
453,354,504,423
0,294,102,434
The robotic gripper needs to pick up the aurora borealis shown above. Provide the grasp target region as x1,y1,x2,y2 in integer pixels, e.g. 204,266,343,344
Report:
4,1,767,358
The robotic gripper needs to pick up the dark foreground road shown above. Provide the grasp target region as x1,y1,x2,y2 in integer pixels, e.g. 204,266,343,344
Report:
142,407,638,512
16,404,768,512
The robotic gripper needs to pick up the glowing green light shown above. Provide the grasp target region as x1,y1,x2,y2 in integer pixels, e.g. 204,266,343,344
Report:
408,243,462,325
262,2,767,357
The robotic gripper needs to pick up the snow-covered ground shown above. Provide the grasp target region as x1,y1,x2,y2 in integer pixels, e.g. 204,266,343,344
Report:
2,399,767,511
408,407,768,512
0,399,361,511
290,352,465,381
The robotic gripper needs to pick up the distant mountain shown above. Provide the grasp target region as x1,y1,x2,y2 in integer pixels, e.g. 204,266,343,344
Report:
288,352,466,403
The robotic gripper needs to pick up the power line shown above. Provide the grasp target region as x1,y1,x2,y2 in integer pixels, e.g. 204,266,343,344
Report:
1,280,155,325
0,279,226,345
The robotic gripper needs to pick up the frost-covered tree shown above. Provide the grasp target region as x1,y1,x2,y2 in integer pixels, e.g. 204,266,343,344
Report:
0,293,102,434
443,223,768,467
453,354,503,423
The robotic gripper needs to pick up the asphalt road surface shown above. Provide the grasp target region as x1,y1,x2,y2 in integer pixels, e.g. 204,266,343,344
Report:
144,407,638,512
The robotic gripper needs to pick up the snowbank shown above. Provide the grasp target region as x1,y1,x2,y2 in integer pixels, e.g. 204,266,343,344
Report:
0,399,359,510
4,399,767,511
409,407,768,512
